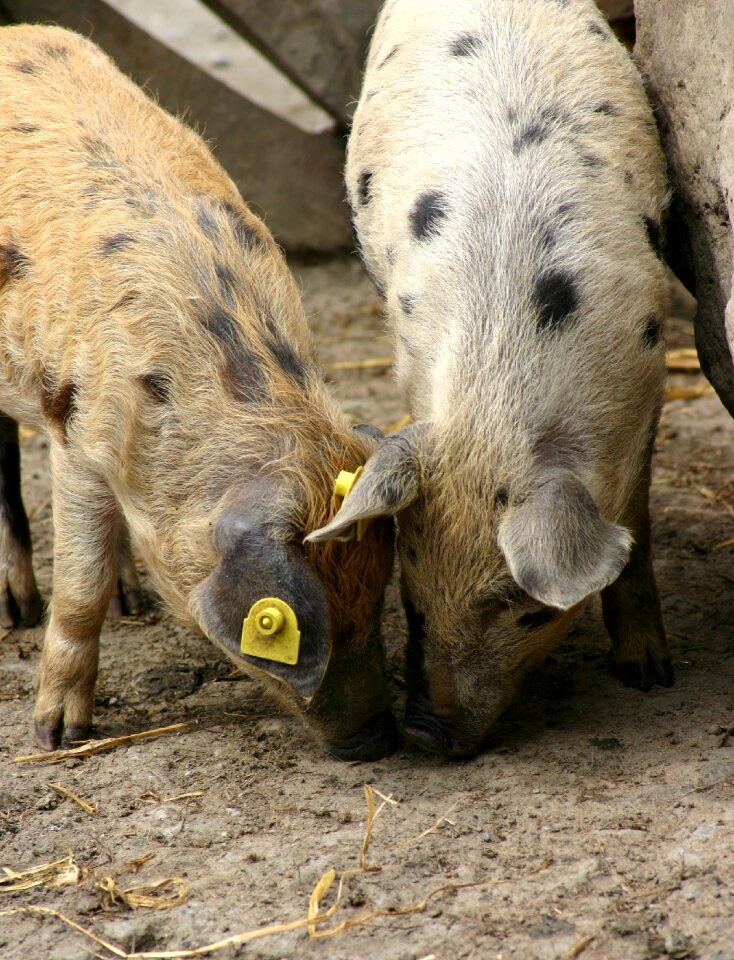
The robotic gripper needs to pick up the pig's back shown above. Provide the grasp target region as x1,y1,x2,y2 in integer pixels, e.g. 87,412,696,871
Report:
347,0,667,457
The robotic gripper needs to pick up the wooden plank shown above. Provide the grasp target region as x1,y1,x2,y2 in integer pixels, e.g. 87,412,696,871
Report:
200,0,381,128
0,0,352,252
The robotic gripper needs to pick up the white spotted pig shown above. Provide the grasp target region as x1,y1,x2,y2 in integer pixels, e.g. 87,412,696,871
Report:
308,0,673,756
0,24,397,760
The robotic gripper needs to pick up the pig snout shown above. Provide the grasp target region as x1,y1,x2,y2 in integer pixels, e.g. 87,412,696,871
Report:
325,709,398,761
401,654,479,758
308,629,398,761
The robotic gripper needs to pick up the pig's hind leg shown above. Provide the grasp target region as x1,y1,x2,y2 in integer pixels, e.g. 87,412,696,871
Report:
106,518,144,619
601,472,674,691
0,411,43,628
33,445,120,749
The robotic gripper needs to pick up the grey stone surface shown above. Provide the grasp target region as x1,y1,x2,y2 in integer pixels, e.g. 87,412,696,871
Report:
636,0,734,418
200,0,382,127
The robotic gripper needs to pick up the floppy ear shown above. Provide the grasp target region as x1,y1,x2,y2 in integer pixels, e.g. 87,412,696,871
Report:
497,469,632,610
305,425,422,543
195,504,330,698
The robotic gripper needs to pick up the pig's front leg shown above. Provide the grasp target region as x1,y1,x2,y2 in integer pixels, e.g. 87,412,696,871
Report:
601,477,674,691
33,447,120,749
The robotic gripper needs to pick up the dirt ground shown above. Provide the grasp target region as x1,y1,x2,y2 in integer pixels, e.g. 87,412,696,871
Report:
1,256,733,960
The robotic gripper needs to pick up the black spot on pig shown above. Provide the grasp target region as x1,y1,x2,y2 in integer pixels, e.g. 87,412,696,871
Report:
15,61,37,74
0,244,29,286
266,336,307,386
581,152,604,170
140,372,171,402
215,263,236,307
44,44,69,59
197,204,218,241
399,294,416,315
644,217,662,258
221,200,261,248
535,270,579,333
224,351,268,404
518,608,557,629
513,120,548,154
358,170,373,206
201,306,242,362
409,190,449,241
100,234,134,255
642,314,663,348
594,102,619,116
379,45,400,68
40,376,77,440
450,34,482,57
588,22,610,40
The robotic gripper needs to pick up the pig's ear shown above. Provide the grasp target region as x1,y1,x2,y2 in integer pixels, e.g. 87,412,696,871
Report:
497,469,632,610
195,508,330,698
305,426,421,543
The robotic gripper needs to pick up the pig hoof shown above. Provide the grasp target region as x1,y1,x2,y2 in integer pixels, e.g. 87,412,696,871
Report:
61,725,92,747
0,586,43,629
19,591,44,627
614,653,675,691
326,710,398,761
107,580,146,619
34,720,61,752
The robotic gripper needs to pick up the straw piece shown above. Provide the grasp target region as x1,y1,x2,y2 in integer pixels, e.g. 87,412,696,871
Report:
308,869,336,936
0,905,332,959
47,782,97,814
393,801,459,849
664,383,714,401
0,855,82,893
0,907,128,956
14,722,191,764
563,934,595,959
665,348,700,372
307,876,509,939
382,413,412,434
96,876,188,911
329,357,393,371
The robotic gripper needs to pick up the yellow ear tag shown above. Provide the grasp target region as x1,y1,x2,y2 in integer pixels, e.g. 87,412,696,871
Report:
334,466,367,541
241,598,300,665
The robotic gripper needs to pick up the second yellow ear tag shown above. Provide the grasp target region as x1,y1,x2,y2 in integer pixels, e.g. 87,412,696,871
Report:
334,466,367,541
241,597,300,665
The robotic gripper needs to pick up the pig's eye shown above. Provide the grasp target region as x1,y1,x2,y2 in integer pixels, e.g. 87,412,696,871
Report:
516,607,558,630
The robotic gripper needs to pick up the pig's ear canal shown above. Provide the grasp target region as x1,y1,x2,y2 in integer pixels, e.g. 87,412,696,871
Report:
195,510,330,698
305,426,421,543
497,469,632,610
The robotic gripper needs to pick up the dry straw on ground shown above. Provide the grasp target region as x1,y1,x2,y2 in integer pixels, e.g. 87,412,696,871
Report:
0,855,84,894
13,722,191,764
0,784,516,957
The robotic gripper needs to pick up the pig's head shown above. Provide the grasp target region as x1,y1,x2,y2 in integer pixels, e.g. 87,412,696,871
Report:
192,428,396,761
307,424,632,757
